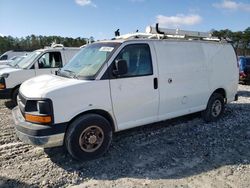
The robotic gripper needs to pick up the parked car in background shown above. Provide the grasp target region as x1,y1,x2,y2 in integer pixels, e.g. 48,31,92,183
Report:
0,50,29,62
238,56,250,84
0,55,27,69
0,44,80,104
0,56,18,65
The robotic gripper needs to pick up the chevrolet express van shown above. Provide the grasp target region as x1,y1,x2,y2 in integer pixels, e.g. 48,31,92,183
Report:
12,25,238,161
0,45,79,104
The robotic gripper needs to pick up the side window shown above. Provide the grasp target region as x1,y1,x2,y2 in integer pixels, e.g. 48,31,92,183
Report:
0,55,8,60
113,44,153,77
38,52,62,69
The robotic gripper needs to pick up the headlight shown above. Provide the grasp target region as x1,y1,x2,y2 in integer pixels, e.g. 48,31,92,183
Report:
37,100,52,114
24,99,53,125
0,77,5,89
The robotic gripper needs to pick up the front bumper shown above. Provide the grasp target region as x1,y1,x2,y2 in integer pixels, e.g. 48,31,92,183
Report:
12,107,67,148
0,88,12,99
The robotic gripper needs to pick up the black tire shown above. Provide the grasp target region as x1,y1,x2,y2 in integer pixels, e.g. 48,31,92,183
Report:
65,114,112,161
12,87,19,106
202,93,225,122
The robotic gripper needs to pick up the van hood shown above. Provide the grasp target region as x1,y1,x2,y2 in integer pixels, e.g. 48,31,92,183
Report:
20,74,86,98
0,67,20,75
0,64,10,69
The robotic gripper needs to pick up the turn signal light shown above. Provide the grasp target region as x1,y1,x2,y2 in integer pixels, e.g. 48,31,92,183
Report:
25,114,52,124
0,83,5,89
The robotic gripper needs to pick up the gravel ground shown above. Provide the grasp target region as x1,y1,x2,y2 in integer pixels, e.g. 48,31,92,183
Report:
0,84,250,188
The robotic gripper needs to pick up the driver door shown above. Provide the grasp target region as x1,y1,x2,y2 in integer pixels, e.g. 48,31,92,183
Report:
35,51,63,76
110,43,159,130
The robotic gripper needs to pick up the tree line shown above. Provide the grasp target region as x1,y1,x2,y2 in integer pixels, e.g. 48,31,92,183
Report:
212,27,250,56
0,35,91,54
0,28,250,55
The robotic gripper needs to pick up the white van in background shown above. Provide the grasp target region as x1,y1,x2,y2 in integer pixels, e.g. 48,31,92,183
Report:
0,55,27,69
12,25,238,161
0,50,29,63
0,44,80,104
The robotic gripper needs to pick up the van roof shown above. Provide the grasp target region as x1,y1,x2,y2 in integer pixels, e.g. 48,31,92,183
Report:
36,47,79,52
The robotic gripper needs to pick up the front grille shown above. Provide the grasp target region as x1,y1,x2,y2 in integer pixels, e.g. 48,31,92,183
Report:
18,92,26,105
18,92,27,115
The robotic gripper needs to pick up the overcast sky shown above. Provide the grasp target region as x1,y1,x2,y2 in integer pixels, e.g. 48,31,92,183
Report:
0,0,249,40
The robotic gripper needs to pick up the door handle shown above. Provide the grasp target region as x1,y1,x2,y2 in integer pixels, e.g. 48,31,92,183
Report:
154,78,158,89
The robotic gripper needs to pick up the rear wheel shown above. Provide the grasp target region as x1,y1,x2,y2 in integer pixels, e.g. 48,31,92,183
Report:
202,93,225,122
65,114,112,161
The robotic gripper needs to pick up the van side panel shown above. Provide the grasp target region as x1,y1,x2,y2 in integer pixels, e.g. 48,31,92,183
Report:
5,69,36,89
202,43,238,103
154,41,210,120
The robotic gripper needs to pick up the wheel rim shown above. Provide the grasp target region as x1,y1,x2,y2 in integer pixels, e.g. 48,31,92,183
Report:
211,99,222,117
79,125,104,153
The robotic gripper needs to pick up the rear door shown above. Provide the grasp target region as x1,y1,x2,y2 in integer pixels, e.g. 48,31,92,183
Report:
35,51,63,75
109,43,159,130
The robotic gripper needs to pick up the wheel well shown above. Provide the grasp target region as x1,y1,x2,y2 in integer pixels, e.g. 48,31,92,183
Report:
213,88,226,102
67,110,116,132
11,85,20,98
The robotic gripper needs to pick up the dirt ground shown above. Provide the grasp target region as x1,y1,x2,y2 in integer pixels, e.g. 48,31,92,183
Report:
0,84,250,188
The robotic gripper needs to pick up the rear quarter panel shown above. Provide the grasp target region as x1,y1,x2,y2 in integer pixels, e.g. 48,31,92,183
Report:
202,43,238,103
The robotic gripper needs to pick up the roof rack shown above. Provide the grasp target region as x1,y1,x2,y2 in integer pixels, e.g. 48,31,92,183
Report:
146,23,213,38
115,23,222,42
115,32,160,40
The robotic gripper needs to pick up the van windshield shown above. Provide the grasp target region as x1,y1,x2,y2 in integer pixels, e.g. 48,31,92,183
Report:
59,42,120,79
7,56,26,67
17,51,41,69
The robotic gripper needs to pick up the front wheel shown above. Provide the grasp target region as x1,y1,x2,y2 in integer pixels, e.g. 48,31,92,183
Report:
65,114,112,161
202,93,225,122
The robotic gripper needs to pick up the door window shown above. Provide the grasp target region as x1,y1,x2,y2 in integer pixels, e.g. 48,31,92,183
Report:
0,55,8,60
113,44,153,77
38,52,62,69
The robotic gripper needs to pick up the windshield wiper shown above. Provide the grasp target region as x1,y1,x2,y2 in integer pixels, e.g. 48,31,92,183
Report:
15,64,20,68
63,69,75,74
62,69,79,79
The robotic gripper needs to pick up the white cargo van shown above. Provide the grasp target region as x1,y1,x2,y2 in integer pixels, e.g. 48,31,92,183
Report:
12,25,238,161
0,50,29,64
0,44,79,104
0,55,27,69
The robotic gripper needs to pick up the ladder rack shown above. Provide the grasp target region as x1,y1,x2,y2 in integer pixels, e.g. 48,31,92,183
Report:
115,23,222,42
146,23,212,38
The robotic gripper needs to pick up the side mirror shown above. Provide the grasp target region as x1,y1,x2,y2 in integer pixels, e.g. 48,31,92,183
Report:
113,59,128,76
